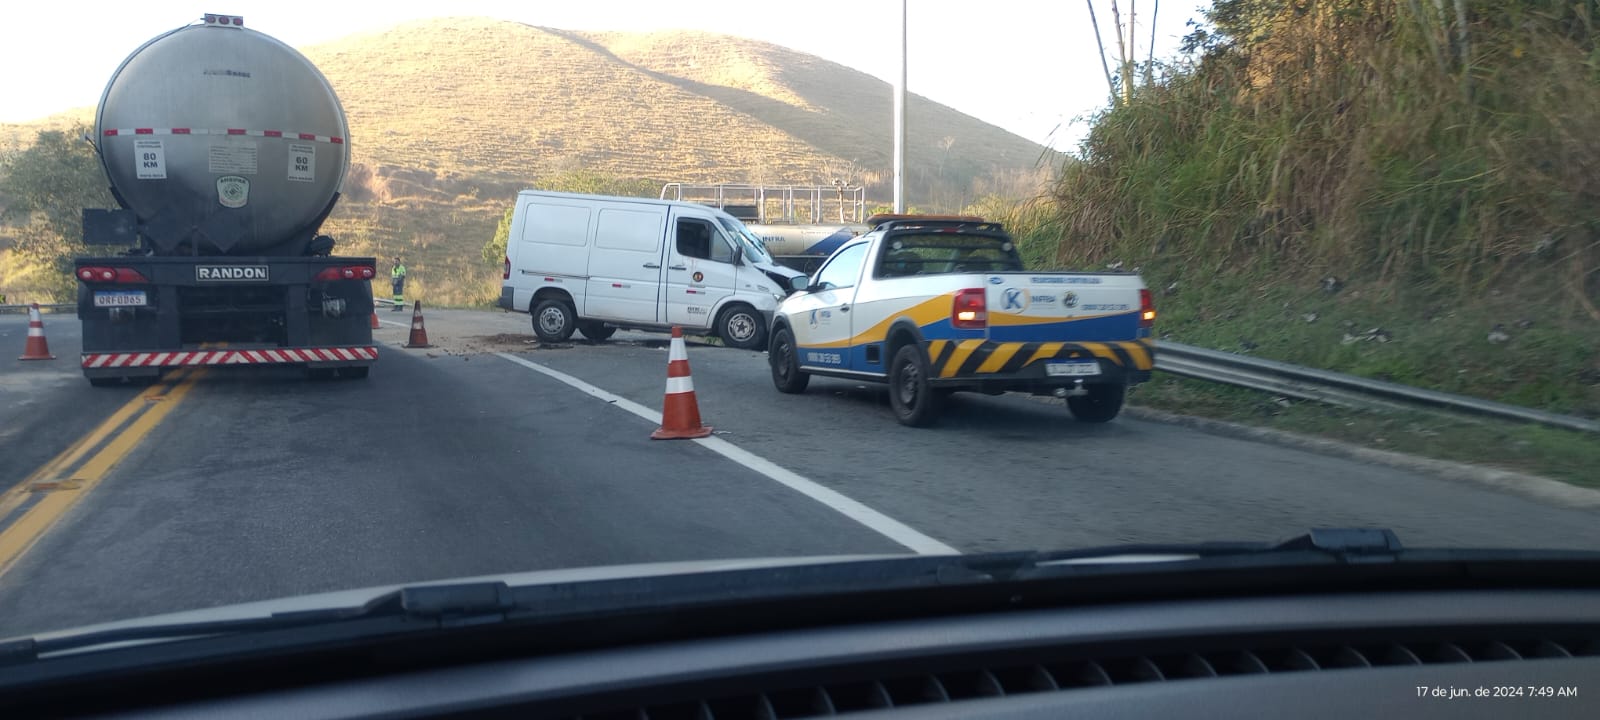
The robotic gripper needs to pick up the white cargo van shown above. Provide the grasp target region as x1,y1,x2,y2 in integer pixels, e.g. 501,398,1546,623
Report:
496,191,806,349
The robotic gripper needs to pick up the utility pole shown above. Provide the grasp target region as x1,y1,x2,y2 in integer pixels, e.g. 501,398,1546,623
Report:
893,0,906,213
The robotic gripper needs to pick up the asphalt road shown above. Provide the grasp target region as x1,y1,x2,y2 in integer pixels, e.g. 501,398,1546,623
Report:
2,310,1599,638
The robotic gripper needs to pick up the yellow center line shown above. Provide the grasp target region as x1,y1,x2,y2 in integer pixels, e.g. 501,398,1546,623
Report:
0,369,205,577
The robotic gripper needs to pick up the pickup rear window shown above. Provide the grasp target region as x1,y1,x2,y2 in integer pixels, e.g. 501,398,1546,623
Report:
876,233,1024,278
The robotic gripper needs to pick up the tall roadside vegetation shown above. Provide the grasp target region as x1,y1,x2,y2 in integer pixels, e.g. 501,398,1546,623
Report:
0,126,112,301
1056,0,1600,313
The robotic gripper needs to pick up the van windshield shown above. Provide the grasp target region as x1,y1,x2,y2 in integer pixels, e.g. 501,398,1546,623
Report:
717,216,774,264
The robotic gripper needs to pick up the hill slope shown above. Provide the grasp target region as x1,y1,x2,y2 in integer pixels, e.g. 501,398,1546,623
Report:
301,17,1052,196
2,17,1058,305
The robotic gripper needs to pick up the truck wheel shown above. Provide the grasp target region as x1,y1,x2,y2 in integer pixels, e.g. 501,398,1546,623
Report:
532,299,576,342
577,321,616,342
888,344,942,427
769,327,809,394
716,304,766,350
1067,383,1127,423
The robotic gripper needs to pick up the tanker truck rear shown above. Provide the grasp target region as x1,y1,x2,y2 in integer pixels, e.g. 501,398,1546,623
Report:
75,13,375,385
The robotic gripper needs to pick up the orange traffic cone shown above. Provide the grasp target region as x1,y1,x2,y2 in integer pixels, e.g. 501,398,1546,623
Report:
18,303,55,361
404,300,432,348
651,326,712,440
370,309,380,329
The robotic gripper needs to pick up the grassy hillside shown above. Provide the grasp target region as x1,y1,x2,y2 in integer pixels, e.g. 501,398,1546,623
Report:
1,17,1058,306
1048,1,1600,423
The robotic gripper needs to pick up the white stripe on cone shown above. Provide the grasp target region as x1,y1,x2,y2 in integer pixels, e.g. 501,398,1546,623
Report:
664,375,695,395
668,337,688,361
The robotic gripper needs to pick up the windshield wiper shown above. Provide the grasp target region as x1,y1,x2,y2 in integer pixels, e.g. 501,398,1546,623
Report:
7,529,1597,667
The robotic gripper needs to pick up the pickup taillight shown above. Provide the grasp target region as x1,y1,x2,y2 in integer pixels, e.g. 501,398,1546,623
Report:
952,288,987,329
1140,288,1156,327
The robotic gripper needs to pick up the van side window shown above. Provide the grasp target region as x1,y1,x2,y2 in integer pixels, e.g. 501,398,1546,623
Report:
677,218,733,264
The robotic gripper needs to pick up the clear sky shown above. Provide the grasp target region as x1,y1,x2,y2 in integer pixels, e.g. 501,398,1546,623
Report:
0,1,1209,151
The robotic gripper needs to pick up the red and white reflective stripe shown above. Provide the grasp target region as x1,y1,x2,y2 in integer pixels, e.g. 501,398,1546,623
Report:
102,128,344,144
81,347,376,368
664,335,695,394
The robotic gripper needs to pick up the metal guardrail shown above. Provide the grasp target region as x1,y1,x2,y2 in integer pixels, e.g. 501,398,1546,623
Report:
0,303,75,314
1156,342,1600,434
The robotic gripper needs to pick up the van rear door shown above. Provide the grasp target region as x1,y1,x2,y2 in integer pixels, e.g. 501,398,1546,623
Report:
584,203,668,323
510,198,592,312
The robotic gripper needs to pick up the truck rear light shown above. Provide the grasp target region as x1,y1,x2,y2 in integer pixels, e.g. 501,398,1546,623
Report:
77,266,149,284
503,255,511,280
314,265,375,282
952,288,987,329
1140,288,1156,327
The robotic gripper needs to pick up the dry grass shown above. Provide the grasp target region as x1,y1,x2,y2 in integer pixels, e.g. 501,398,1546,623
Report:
2,17,1056,306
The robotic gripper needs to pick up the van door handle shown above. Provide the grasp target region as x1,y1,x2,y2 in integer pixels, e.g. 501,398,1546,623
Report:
839,304,849,312
643,263,661,269
668,264,688,271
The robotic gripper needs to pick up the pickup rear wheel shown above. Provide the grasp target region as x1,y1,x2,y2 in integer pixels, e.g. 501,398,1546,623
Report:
769,327,809,394
1066,382,1127,423
888,344,943,427
532,299,576,342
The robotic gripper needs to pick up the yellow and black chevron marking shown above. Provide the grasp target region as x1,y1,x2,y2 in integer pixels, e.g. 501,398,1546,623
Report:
925,339,1156,379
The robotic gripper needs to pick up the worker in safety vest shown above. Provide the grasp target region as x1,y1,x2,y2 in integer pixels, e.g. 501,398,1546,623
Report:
390,257,408,310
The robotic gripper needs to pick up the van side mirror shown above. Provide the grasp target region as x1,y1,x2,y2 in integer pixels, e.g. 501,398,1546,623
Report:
789,275,810,293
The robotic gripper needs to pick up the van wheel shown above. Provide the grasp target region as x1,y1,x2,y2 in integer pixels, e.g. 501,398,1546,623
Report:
888,344,943,427
1066,383,1126,423
577,321,616,342
717,304,766,350
532,299,576,342
769,327,809,394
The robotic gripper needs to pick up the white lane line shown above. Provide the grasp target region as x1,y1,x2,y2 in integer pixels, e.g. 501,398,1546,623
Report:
377,319,409,328
493,352,959,556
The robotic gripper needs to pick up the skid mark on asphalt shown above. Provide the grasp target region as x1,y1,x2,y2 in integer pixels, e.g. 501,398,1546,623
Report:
0,368,206,578
493,352,959,555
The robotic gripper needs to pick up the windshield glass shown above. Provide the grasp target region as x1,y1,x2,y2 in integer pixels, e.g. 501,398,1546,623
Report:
717,216,774,263
1,1,1597,647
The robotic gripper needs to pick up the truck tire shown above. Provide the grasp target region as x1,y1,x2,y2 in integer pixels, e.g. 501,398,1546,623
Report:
1067,382,1126,423
888,344,942,427
577,321,615,342
716,304,766,350
532,299,576,342
769,327,809,394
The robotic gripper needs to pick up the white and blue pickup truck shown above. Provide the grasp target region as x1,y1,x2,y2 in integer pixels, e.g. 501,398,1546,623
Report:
767,217,1156,426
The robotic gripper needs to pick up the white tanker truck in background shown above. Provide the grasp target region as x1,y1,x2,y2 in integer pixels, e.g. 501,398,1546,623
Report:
75,13,376,385
659,183,872,275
